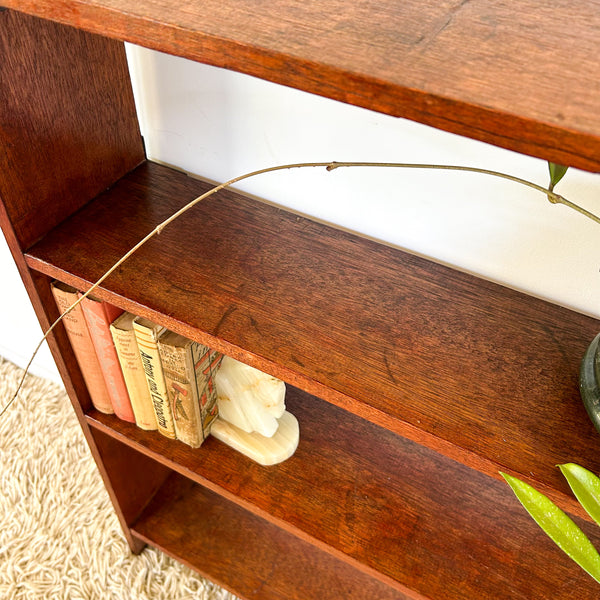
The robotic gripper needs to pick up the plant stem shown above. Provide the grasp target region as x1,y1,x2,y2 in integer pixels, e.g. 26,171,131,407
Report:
2,160,598,415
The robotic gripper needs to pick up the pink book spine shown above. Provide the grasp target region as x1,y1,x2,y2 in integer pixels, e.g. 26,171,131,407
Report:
51,282,114,414
79,294,135,422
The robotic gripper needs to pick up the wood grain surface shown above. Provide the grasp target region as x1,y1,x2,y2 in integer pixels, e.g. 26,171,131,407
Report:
134,473,408,600
26,161,600,521
93,387,600,599
0,9,144,250
3,1,600,171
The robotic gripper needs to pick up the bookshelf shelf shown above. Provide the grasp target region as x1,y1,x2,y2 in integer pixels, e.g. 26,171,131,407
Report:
132,473,406,600
86,387,600,599
24,160,600,521
2,4,600,599
4,0,600,173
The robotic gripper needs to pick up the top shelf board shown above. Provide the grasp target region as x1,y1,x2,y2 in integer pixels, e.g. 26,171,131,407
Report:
4,0,600,172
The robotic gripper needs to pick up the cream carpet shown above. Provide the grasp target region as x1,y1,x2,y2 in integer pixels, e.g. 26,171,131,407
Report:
0,356,237,599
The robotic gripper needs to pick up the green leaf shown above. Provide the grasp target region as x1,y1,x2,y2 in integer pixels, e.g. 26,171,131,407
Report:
559,463,600,528
501,472,600,584
548,162,569,190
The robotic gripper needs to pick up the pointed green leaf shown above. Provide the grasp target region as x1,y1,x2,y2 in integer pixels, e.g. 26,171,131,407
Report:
559,463,600,528
548,162,569,190
501,472,600,584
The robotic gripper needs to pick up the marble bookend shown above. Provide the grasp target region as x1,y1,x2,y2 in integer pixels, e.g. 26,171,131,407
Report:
213,356,299,465
211,411,299,466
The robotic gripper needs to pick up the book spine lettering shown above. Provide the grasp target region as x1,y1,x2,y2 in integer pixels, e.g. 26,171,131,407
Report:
137,347,175,438
111,323,157,430
133,317,176,439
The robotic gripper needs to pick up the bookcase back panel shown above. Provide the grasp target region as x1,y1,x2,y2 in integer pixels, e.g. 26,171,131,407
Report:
0,9,144,250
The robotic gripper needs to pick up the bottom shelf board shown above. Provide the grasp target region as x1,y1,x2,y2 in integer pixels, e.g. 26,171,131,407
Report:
88,387,600,600
132,472,405,600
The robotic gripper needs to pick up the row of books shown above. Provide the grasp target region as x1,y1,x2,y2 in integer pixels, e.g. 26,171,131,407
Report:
51,281,222,448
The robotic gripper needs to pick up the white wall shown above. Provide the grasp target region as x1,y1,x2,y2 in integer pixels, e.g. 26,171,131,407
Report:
125,45,600,316
2,43,600,383
0,234,59,381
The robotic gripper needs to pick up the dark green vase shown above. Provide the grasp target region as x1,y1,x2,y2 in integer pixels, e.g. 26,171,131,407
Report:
580,333,600,433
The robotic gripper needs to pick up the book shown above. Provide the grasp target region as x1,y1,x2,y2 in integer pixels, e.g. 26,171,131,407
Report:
79,294,135,422
157,330,222,448
132,316,176,438
110,312,158,431
50,281,114,414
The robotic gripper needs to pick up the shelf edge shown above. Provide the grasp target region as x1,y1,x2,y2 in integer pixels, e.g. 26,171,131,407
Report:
3,2,600,172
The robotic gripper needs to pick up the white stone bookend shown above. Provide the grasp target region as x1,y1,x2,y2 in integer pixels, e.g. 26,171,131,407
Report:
212,356,299,465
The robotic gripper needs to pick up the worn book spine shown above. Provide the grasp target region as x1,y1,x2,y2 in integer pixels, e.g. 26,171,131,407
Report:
110,313,157,431
132,317,176,439
50,281,114,414
189,344,222,441
158,335,196,446
158,331,222,448
79,294,135,423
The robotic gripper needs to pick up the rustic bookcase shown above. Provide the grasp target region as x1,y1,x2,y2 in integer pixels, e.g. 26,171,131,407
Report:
2,3,600,598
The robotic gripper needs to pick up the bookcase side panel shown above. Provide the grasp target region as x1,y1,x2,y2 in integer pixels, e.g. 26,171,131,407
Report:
0,9,150,554
0,8,144,251
90,426,172,553
2,270,157,554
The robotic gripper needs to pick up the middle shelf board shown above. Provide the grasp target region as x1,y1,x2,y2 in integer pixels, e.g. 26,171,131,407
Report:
90,386,600,600
26,160,600,507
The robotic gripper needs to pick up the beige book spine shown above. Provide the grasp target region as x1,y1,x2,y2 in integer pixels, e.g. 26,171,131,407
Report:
110,314,157,431
189,343,222,439
132,317,176,439
158,334,200,447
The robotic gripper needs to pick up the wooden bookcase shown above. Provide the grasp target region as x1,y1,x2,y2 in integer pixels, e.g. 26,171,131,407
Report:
2,3,600,599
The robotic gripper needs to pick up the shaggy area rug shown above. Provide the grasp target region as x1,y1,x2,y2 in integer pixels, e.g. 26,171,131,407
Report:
0,356,237,599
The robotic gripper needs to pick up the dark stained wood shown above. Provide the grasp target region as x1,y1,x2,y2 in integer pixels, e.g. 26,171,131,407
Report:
3,1,600,171
0,10,149,553
0,9,144,250
134,473,407,600
90,427,172,553
4,4,600,598
91,388,600,599
26,161,600,518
